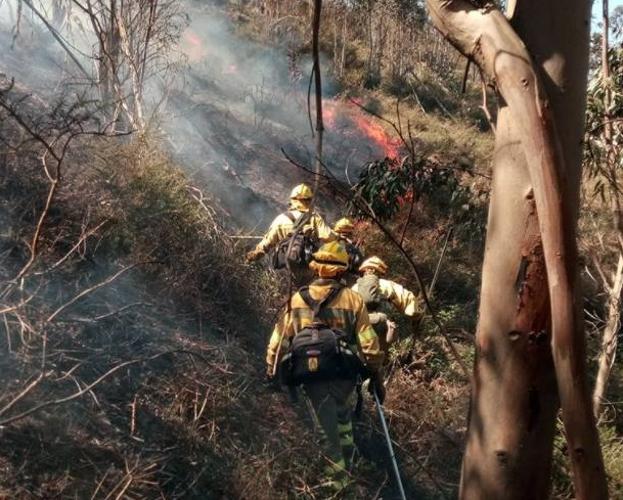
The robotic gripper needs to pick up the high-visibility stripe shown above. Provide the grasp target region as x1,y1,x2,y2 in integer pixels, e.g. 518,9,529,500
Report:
324,457,346,475
325,477,349,491
358,326,378,342
340,434,354,446
291,307,357,338
291,286,364,312
337,422,352,433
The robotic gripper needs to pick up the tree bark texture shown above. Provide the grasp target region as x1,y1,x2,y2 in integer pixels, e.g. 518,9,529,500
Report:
593,252,623,417
424,1,607,498
312,0,323,195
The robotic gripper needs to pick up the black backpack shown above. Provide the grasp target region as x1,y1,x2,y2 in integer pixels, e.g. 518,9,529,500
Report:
279,284,368,387
356,273,385,311
344,241,364,273
272,212,317,270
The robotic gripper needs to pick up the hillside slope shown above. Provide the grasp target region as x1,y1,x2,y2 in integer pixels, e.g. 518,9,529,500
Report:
0,2,492,498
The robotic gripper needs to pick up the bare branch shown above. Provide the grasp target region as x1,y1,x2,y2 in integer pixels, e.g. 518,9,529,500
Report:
0,351,176,426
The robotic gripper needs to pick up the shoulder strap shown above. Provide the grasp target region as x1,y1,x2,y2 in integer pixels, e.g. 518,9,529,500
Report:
299,284,344,318
284,211,312,232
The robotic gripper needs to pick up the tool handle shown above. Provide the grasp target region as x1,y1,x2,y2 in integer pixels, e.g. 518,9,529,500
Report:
374,390,407,500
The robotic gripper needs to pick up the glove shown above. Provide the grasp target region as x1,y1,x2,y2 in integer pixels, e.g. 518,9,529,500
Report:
246,248,264,263
263,372,281,394
368,372,385,404
386,320,397,345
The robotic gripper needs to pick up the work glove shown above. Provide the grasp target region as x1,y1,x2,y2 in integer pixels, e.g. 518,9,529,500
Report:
368,312,388,325
263,368,281,392
245,248,263,263
386,320,397,345
368,372,386,405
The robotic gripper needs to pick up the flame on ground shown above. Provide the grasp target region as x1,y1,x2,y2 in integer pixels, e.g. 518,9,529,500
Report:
322,98,400,159
351,111,400,159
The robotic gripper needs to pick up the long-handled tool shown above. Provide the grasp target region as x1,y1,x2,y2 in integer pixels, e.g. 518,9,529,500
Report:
374,390,407,500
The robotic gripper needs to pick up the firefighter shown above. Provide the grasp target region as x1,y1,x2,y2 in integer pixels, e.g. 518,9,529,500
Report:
333,217,364,279
245,183,333,262
245,184,334,285
352,256,421,351
266,241,384,491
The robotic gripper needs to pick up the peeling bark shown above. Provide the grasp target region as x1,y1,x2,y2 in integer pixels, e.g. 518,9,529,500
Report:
424,1,607,498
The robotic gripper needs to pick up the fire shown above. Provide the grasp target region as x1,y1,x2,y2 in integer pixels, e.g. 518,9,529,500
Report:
351,112,400,159
321,98,401,159
322,100,339,129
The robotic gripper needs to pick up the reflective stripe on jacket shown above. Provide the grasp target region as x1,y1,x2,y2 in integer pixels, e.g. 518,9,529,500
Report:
255,210,333,255
266,279,384,374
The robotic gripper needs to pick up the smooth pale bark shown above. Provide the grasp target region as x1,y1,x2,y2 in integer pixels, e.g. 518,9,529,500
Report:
593,252,623,417
424,1,607,498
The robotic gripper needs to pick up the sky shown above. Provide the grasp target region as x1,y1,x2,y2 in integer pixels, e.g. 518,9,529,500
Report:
592,0,623,31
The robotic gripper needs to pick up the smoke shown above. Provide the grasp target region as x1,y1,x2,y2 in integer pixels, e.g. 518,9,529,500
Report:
161,2,399,230
0,0,396,231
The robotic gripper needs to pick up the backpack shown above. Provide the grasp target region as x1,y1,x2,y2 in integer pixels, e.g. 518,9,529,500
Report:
356,273,385,312
272,212,317,270
279,284,368,387
344,241,364,273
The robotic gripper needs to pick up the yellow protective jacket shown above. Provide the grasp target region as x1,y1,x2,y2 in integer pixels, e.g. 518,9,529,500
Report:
266,279,384,375
254,209,334,256
352,278,420,316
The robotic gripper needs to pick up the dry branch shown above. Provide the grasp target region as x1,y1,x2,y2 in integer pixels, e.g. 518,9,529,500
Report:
45,263,144,324
0,350,178,426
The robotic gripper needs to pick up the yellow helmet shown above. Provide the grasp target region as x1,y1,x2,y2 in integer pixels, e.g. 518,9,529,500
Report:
334,217,354,236
312,241,349,267
359,256,388,275
290,183,313,201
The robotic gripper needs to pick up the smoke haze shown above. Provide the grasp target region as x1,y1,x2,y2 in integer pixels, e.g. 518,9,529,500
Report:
0,0,397,231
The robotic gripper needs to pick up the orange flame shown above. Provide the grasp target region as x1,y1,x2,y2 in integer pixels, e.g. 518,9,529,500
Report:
323,100,339,128
351,112,400,159
321,98,400,159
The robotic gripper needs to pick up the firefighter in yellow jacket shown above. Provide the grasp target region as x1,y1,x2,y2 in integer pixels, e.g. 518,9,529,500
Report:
352,256,421,350
266,241,384,491
245,183,334,263
333,217,364,279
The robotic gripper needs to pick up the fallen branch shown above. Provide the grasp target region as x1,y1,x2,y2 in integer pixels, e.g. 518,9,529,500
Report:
45,263,145,324
70,302,152,323
0,371,46,417
34,219,109,276
0,350,177,426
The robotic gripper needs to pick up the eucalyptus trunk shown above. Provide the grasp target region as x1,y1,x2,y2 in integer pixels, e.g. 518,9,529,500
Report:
424,1,607,498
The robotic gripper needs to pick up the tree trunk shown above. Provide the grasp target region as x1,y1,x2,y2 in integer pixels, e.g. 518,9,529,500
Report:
311,0,323,195
340,12,347,77
424,1,607,498
593,252,623,417
602,0,612,146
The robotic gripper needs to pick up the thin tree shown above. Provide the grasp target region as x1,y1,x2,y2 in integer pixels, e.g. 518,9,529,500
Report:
588,0,623,418
311,0,324,195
